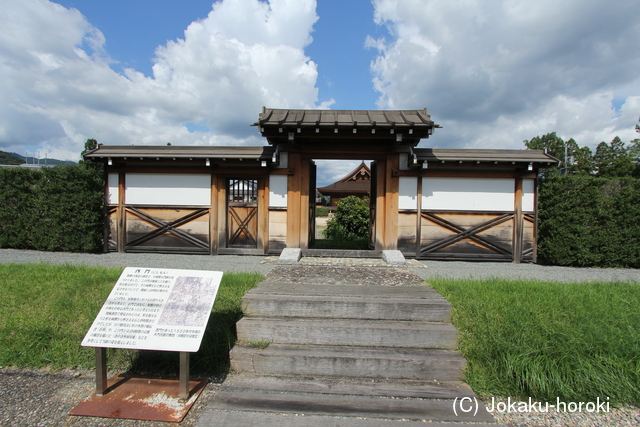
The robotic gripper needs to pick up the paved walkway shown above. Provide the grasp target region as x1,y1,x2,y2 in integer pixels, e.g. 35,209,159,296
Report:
1,248,638,282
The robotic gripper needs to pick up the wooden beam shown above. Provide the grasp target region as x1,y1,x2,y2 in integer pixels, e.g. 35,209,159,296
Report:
394,169,538,179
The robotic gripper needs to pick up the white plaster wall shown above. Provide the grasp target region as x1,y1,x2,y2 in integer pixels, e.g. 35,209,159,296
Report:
125,173,211,206
398,177,418,209
269,174,288,208
422,177,515,211
108,173,119,205
523,179,535,212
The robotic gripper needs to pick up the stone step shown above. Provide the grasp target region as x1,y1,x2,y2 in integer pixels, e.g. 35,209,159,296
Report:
241,293,451,321
205,390,495,424
237,317,458,349
223,373,477,399
249,282,444,299
230,344,466,381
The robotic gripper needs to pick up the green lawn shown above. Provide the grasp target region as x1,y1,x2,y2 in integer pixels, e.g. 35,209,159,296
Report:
429,278,640,406
2,264,639,406
0,264,263,375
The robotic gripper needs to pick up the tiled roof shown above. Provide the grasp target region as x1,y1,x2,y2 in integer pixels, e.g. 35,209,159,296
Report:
413,149,558,164
84,145,274,160
255,108,437,130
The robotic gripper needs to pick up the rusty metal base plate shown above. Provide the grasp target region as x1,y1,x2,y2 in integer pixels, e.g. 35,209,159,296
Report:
69,374,207,422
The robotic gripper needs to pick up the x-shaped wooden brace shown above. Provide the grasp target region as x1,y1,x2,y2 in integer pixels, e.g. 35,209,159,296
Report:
125,207,209,250
420,212,514,256
228,207,257,247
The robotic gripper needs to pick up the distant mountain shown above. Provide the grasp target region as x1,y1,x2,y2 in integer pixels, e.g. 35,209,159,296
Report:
0,151,24,165
7,152,77,166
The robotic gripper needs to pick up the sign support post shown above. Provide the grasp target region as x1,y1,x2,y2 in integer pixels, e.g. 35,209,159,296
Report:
96,347,108,396
179,352,190,401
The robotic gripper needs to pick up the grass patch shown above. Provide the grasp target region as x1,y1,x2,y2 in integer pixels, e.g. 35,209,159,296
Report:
429,278,640,406
0,264,263,376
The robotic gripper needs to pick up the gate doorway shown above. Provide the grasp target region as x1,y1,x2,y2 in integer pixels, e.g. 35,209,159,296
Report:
227,178,258,249
313,159,374,250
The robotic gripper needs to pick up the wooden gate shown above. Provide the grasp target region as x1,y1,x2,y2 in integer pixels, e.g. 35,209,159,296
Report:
227,179,259,249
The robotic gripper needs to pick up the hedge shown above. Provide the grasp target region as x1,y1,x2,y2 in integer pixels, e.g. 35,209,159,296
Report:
537,174,640,268
0,165,104,252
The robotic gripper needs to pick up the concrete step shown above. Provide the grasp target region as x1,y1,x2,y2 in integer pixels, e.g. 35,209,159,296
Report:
197,410,488,427
223,373,477,399
204,390,496,423
230,344,466,381
241,293,452,321
237,317,458,349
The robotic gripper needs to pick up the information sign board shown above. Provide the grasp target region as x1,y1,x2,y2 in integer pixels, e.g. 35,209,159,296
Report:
82,267,223,352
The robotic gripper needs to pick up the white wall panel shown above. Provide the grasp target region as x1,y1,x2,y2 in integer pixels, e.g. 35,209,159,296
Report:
422,177,515,211
269,174,288,208
398,177,418,209
125,173,211,206
523,179,535,212
108,173,119,205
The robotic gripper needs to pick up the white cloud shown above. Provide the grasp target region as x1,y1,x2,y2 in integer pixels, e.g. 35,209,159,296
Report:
370,0,640,149
0,0,322,160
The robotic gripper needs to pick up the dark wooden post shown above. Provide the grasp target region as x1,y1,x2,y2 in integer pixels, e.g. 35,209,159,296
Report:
513,178,524,263
117,171,126,253
95,347,108,395
179,352,190,401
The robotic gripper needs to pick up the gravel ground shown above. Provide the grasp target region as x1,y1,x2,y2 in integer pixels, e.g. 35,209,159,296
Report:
1,249,639,426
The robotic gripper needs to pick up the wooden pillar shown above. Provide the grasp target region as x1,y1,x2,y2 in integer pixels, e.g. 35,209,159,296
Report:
258,176,268,254
299,158,310,249
286,152,302,248
384,154,399,250
117,171,126,253
217,177,227,250
532,176,539,263
102,168,110,253
209,174,218,255
513,177,524,263
415,176,423,259
374,158,386,251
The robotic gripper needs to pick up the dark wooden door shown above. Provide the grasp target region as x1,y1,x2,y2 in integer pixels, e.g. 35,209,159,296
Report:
368,161,377,249
227,179,258,249
308,160,317,247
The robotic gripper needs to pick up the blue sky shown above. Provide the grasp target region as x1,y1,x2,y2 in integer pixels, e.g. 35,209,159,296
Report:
1,0,639,185
56,0,384,110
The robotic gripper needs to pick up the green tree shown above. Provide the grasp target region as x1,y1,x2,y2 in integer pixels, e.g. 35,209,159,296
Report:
79,138,98,164
324,196,369,241
593,136,635,178
630,117,640,177
524,132,593,176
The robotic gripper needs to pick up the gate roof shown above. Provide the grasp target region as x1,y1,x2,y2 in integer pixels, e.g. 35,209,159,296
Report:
255,107,439,147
